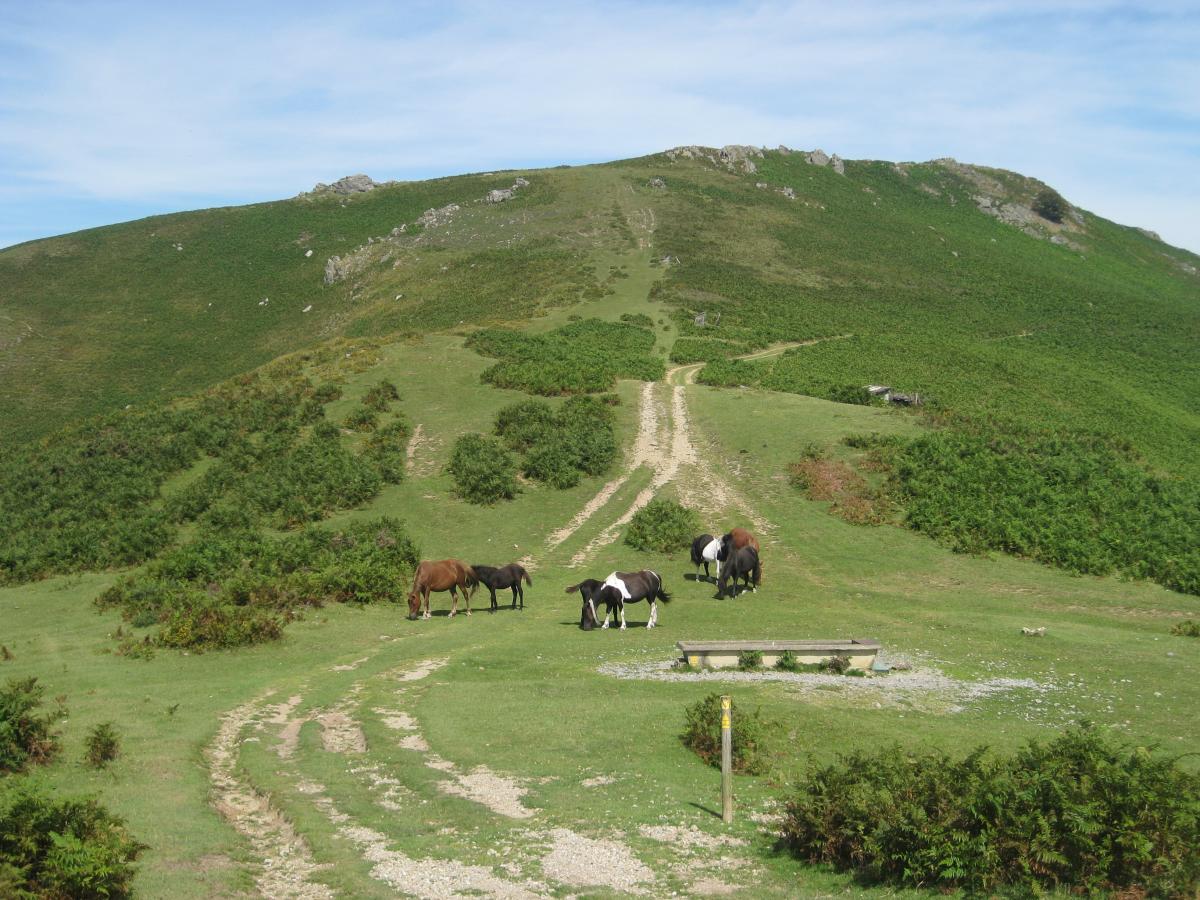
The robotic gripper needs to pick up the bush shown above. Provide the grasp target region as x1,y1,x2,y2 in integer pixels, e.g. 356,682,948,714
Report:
681,693,771,775
447,434,518,504
1171,620,1200,637
1032,186,1068,223
780,727,1200,896
826,384,872,405
819,654,851,675
362,380,400,411
624,499,700,553
0,677,64,773
83,723,121,769
343,406,378,432
775,650,799,672
0,786,145,898
737,649,763,670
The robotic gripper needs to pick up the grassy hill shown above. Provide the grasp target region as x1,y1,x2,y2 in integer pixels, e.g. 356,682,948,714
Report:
2,147,1199,897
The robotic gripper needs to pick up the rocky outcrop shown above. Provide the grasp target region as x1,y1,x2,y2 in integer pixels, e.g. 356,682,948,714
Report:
664,145,763,174
779,186,796,200
648,177,666,189
486,188,514,203
806,149,830,167
416,203,460,229
1137,227,1162,242
830,154,845,175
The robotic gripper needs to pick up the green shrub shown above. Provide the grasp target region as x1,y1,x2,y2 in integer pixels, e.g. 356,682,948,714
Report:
83,723,121,769
826,384,872,405
447,434,518,504
819,654,851,675
624,499,700,553
343,406,379,432
362,380,400,411
737,649,763,670
312,382,342,403
0,786,145,898
1171,620,1200,637
775,650,799,672
681,693,771,775
0,677,64,773
1032,186,1068,223
619,312,654,327
97,518,419,651
361,419,411,484
466,319,662,395
780,727,1200,896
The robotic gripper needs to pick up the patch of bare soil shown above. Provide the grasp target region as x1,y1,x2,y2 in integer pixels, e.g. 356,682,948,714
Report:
303,781,548,899
581,774,615,788
435,763,535,819
330,656,370,672
317,709,367,754
396,658,450,682
206,696,334,899
639,824,746,850
539,827,655,894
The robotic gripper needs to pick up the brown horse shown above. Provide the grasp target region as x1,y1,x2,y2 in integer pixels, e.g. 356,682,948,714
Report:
720,528,762,585
407,560,477,620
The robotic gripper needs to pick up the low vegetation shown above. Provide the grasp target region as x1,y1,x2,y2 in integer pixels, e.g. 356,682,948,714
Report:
447,434,519,505
780,727,1200,896
680,693,771,775
97,518,419,651
493,395,618,489
1171,620,1200,638
624,499,701,553
83,723,121,770
0,786,145,898
0,678,64,774
466,319,663,395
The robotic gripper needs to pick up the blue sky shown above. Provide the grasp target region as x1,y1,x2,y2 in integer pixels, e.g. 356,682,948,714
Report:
2,1,1198,251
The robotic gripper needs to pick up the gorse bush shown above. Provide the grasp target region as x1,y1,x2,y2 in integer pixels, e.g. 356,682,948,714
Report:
466,319,662,395
83,723,120,769
493,395,617,489
624,499,701,553
343,406,379,432
775,650,799,672
0,677,64,773
681,693,771,775
97,518,419,651
1033,185,1069,223
0,786,145,898
1171,620,1200,637
0,361,408,585
737,649,763,670
362,379,400,411
780,727,1200,896
447,434,518,504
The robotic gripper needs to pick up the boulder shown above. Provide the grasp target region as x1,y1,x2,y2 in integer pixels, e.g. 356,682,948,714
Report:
330,174,376,194
806,149,830,167
779,186,796,200
648,177,666,189
486,188,514,203
513,176,530,188
830,154,845,175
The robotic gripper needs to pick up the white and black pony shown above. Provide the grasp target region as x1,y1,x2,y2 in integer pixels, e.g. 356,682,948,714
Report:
689,533,726,582
717,545,761,597
471,563,532,611
567,571,671,630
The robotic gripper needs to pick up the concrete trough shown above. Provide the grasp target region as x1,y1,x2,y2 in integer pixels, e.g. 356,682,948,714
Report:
677,639,881,671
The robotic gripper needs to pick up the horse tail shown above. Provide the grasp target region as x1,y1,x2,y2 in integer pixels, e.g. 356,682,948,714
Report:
689,538,703,567
564,582,583,595
461,563,478,596
753,557,762,587
653,572,672,603
522,569,533,586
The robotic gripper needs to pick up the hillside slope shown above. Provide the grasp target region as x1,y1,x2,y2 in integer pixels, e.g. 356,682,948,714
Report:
2,146,1198,474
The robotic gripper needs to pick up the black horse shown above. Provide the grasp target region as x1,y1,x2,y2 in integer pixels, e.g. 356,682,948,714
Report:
689,533,726,582
717,546,760,598
471,563,532,611
567,571,671,631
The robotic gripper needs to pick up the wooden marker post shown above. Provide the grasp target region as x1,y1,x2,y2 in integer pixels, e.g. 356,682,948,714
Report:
720,695,733,824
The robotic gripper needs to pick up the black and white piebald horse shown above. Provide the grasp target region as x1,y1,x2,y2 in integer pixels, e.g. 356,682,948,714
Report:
717,545,761,598
567,570,672,631
690,533,726,582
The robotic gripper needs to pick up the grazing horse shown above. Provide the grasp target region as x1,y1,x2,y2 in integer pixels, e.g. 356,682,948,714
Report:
407,560,477,620
471,563,532,611
720,527,762,585
690,533,725,581
718,545,761,597
567,571,671,631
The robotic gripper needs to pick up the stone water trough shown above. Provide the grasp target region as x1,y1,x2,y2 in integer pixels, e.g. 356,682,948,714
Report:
677,639,882,670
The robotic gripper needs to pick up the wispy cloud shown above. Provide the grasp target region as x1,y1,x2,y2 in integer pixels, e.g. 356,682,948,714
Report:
1,0,1197,249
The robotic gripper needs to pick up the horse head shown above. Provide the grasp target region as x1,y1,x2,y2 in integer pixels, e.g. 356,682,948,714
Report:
406,584,422,619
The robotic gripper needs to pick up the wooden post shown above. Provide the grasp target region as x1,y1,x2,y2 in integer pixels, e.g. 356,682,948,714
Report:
720,695,733,824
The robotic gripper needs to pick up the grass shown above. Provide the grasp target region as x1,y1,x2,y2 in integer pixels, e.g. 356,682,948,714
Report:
2,335,1197,897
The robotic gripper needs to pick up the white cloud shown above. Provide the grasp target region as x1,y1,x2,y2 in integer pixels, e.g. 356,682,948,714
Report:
0,0,1197,250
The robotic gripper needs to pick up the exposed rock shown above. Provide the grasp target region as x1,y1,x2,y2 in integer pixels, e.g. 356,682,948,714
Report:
328,174,376,194
304,249,313,257
1137,227,1162,242
778,186,796,200
830,154,845,175
755,182,768,189
1021,627,1046,637
513,176,529,188
918,183,941,197
718,145,762,174
776,145,792,155
324,254,369,285
416,203,460,228
806,149,830,167
486,188,514,203
648,177,666,189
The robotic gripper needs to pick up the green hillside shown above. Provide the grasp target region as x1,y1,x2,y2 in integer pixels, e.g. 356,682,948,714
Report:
3,147,1200,898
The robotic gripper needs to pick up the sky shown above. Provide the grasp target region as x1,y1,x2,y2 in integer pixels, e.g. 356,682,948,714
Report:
1,1,1198,252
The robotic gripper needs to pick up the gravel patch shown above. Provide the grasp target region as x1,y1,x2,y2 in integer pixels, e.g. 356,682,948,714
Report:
539,827,655,894
581,774,616,788
317,709,367,754
598,660,1049,713
639,824,746,850
397,658,450,682
331,656,370,672
438,765,535,819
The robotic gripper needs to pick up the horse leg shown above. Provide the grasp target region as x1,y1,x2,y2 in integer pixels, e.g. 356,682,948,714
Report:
463,582,471,616
422,586,431,619
489,586,498,612
619,602,627,631
601,603,611,629
647,600,656,629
